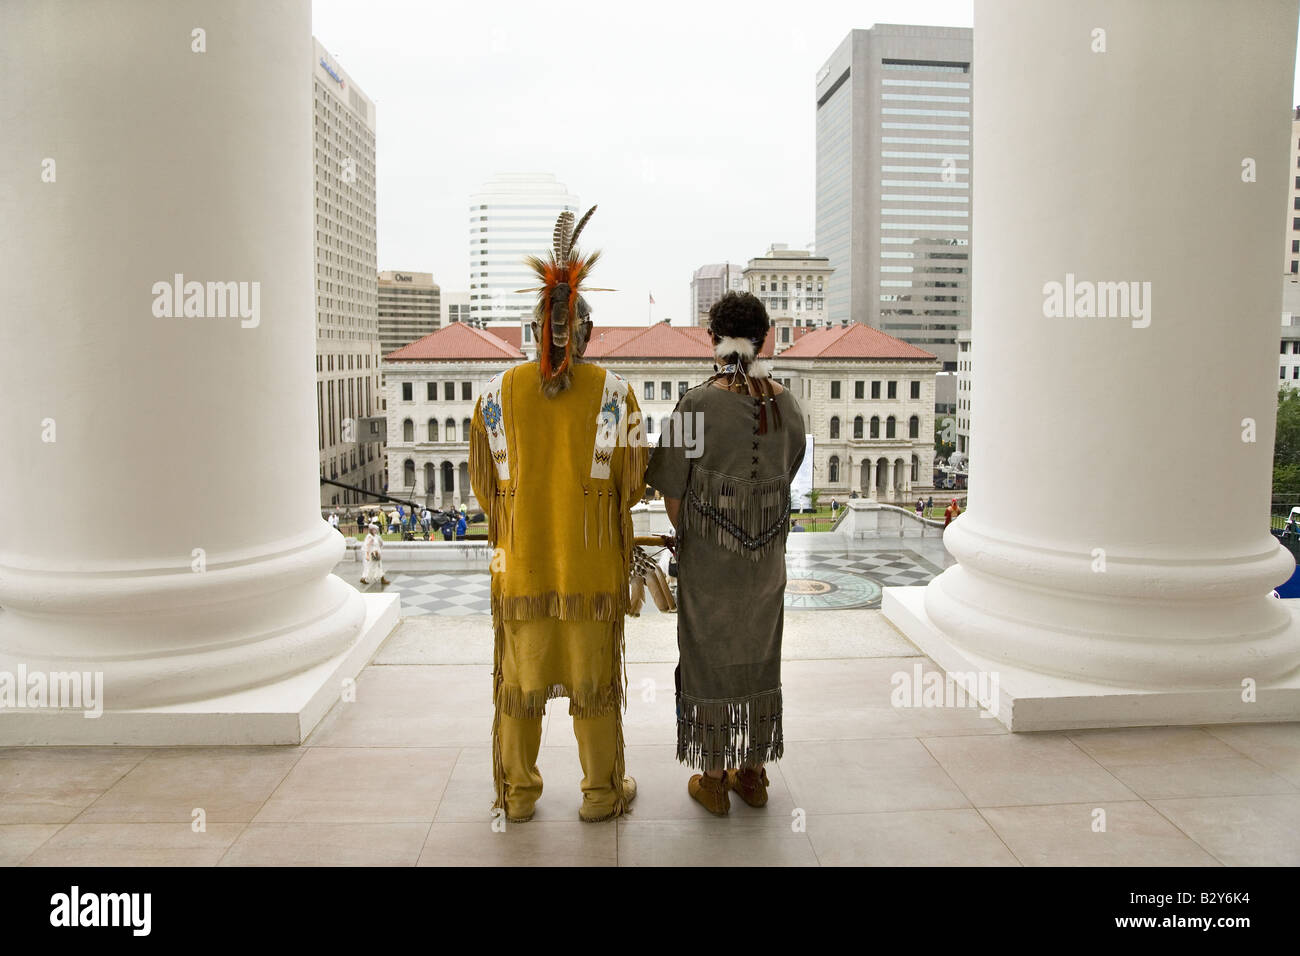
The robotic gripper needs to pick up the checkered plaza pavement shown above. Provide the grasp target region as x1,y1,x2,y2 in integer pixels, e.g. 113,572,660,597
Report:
378,573,491,616
370,547,948,614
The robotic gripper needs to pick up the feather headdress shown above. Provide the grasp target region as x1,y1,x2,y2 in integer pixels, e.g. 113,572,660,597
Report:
516,205,612,383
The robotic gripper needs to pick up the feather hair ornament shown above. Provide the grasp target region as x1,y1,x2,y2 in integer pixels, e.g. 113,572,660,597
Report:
708,331,782,434
516,205,613,383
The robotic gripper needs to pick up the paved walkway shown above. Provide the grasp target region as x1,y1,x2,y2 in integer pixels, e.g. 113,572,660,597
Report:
2,605,1298,866
336,535,955,615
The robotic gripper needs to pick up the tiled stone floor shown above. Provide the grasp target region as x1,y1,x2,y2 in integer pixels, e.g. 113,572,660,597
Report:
2,607,1298,866
354,543,949,616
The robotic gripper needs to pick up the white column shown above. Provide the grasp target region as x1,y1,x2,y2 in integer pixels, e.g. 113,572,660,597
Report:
0,0,395,741
884,0,1300,729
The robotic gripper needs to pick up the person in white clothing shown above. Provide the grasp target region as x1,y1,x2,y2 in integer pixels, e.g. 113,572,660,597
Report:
329,511,340,532
361,522,389,587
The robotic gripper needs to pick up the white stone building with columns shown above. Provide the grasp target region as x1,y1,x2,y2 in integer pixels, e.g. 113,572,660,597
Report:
382,321,777,509
383,318,938,511
382,323,525,510
771,323,939,501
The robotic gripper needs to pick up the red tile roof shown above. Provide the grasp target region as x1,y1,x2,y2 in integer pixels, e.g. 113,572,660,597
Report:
775,323,937,360
486,326,521,349
384,322,525,362
382,321,922,364
585,323,777,359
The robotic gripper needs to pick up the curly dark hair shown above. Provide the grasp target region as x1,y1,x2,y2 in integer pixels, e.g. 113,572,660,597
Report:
707,291,770,353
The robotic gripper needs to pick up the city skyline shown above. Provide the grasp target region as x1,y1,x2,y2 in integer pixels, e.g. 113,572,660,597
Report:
313,0,977,325
316,0,1300,328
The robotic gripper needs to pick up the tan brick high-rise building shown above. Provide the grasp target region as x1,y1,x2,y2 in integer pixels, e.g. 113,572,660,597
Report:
314,37,384,506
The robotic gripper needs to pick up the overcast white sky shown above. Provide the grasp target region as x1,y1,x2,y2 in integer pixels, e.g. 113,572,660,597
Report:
312,0,1300,326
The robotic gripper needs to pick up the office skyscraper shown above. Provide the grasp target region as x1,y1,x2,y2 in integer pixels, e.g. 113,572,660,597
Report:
815,24,972,409
377,270,440,354
313,37,383,505
468,173,579,341
690,263,746,326
1285,107,1300,275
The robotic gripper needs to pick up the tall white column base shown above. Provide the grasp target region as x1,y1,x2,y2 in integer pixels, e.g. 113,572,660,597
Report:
884,587,1300,731
0,593,398,746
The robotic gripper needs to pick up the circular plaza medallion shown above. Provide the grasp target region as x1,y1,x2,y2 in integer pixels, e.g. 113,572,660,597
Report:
785,578,833,595
783,569,882,610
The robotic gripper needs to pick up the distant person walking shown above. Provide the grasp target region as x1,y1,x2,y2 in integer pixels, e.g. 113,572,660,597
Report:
361,522,389,587
915,498,924,520
944,497,961,528
455,512,467,540
926,495,934,519
441,517,455,541
329,510,340,533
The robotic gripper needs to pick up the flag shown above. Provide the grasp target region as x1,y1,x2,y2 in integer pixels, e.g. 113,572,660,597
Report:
649,292,655,305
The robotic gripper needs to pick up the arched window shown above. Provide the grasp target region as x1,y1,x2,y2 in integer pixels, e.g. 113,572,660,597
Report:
462,417,472,440
403,458,415,487
829,416,840,439
911,455,920,482
908,415,920,439
441,460,455,492
870,416,880,439
427,418,438,442
829,455,840,483
402,418,414,442
886,416,896,439
853,416,863,439
445,417,456,442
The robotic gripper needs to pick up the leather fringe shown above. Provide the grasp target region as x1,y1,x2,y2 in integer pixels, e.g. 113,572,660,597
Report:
680,466,791,561
609,614,628,814
676,686,784,772
469,421,499,544
497,680,620,720
491,615,507,810
491,590,622,622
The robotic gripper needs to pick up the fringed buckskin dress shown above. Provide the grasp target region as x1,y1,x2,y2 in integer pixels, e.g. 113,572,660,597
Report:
646,382,806,771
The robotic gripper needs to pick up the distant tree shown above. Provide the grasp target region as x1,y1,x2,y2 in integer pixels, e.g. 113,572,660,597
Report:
1276,388,1300,502
934,421,954,461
